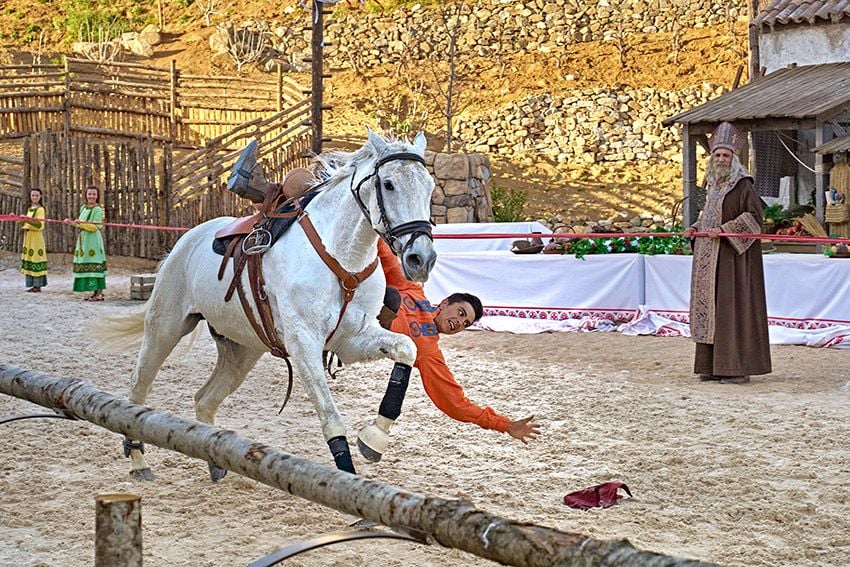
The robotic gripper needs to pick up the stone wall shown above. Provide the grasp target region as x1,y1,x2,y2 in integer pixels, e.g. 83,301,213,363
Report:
214,1,744,165
262,0,748,70
426,151,493,224
455,82,727,162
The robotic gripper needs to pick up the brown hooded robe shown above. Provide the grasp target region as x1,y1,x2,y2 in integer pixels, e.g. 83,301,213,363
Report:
690,176,772,377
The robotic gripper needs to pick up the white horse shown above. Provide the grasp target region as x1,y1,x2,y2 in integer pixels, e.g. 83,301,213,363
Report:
101,130,436,481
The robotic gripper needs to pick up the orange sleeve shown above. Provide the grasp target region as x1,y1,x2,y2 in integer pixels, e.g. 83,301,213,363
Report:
415,348,511,433
378,238,407,289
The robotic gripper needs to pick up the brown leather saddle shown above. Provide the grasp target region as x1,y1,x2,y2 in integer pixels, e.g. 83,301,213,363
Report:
214,167,316,241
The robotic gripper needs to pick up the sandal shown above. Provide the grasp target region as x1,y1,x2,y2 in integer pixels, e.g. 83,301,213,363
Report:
91,294,105,302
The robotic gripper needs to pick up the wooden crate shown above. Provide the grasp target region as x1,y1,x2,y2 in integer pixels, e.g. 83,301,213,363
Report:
130,274,156,300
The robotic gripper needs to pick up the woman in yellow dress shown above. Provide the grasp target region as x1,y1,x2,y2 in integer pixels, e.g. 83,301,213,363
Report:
21,187,48,292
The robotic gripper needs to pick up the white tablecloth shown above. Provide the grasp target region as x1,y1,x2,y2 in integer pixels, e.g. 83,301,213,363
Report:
424,251,644,332
432,221,550,254
423,249,850,347
635,253,850,347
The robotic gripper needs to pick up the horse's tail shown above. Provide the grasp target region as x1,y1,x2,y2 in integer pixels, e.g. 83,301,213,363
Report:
87,304,149,351
87,253,172,351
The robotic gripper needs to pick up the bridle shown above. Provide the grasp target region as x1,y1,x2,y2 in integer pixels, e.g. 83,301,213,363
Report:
350,152,434,255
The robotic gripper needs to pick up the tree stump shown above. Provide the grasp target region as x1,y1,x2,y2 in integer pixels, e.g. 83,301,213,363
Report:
95,493,142,567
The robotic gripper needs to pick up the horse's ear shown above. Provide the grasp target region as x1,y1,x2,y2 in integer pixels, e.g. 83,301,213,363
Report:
367,128,388,156
412,131,427,156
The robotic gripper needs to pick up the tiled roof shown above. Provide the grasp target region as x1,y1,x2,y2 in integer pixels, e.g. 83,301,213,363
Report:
752,0,850,27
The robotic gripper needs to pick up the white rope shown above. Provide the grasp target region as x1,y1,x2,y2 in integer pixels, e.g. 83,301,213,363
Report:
774,132,816,174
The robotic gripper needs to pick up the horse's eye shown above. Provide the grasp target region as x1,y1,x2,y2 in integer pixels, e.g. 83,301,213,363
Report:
383,180,395,192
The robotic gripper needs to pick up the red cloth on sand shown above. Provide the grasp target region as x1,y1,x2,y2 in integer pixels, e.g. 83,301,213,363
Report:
563,482,632,510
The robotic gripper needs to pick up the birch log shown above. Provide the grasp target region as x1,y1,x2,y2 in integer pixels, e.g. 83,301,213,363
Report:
0,364,717,567
95,493,142,567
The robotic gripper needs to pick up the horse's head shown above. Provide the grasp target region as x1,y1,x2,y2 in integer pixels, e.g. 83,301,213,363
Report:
353,129,437,282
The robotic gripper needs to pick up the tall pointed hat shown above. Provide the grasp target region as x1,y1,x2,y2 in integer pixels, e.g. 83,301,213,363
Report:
709,122,746,155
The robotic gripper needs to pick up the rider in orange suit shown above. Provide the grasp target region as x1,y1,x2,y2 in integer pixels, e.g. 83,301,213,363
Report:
357,240,541,462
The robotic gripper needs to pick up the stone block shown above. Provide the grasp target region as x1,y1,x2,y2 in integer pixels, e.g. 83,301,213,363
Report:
446,207,472,223
433,153,470,180
443,179,470,197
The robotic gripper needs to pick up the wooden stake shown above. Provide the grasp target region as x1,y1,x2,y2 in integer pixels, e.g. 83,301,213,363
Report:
95,493,142,567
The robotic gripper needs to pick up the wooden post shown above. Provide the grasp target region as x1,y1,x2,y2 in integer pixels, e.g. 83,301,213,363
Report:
95,494,142,567
814,118,833,225
63,56,71,138
682,124,699,227
748,0,760,81
277,62,283,112
169,60,177,143
21,137,31,193
310,0,324,155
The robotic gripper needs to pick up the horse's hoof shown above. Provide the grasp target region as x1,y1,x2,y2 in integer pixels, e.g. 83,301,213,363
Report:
130,468,155,482
208,463,228,483
357,422,388,463
357,438,383,463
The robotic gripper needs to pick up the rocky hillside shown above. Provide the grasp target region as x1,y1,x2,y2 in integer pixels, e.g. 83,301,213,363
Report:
0,0,751,222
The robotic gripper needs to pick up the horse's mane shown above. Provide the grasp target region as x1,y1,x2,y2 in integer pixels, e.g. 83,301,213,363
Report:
312,137,413,188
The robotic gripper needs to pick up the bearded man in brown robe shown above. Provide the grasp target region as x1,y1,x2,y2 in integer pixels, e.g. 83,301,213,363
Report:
683,122,771,384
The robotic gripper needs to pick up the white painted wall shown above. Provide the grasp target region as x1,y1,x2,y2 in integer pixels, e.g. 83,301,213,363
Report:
758,23,850,73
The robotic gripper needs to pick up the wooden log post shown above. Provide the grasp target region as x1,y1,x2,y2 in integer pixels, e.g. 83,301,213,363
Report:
310,0,324,155
748,0,760,82
95,494,142,567
0,364,717,567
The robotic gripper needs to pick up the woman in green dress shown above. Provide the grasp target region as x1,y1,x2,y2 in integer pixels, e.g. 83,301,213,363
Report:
21,187,48,292
65,185,107,301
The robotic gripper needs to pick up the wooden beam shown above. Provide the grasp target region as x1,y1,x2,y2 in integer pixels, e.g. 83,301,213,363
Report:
748,0,760,82
682,124,699,227
0,364,718,567
311,0,324,155
814,119,833,225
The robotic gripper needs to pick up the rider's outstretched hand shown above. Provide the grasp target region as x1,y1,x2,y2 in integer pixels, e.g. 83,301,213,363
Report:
506,415,541,444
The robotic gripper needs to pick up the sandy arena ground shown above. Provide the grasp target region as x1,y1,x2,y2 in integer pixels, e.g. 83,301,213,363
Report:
0,254,848,567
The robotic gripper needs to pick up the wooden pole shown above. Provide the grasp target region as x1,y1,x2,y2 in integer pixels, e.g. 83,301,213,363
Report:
310,0,324,155
277,62,283,113
95,494,142,567
814,118,833,226
169,60,177,143
748,0,760,81
682,124,699,227
0,364,716,567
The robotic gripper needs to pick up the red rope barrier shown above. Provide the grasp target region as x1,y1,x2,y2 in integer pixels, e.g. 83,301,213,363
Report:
432,231,850,245
3,214,848,245
0,214,190,232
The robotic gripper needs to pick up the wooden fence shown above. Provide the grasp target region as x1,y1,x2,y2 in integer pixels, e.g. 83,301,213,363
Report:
0,55,313,259
0,58,306,148
0,125,312,259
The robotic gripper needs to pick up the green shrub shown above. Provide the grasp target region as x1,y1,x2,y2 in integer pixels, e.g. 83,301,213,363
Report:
60,0,130,42
490,184,527,222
